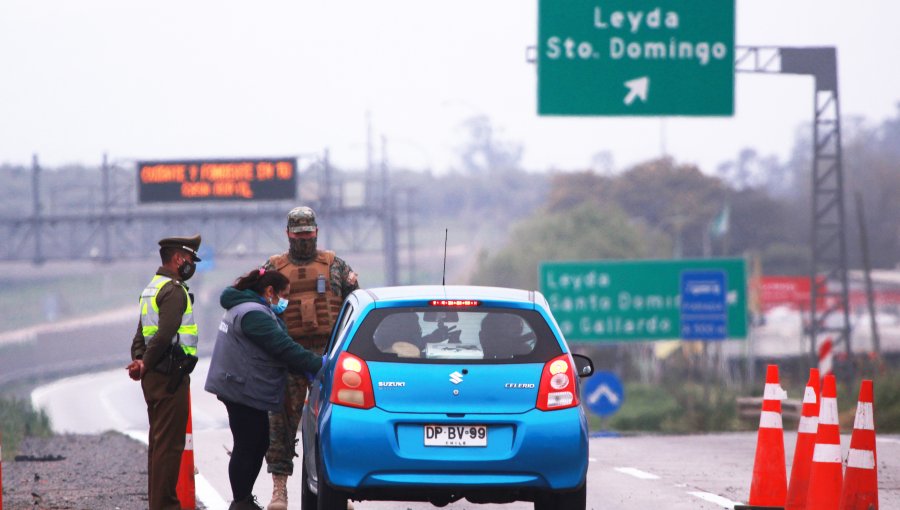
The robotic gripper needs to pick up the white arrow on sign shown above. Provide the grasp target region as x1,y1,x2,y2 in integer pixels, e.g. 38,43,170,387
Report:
623,76,649,106
588,384,620,406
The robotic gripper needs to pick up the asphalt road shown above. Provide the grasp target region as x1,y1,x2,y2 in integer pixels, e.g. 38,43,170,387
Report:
30,359,900,510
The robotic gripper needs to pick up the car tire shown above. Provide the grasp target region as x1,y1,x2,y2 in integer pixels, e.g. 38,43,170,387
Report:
534,482,586,510
300,458,317,510
316,450,349,510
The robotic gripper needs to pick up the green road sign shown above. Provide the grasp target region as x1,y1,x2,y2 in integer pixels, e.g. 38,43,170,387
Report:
539,259,747,342
538,0,735,116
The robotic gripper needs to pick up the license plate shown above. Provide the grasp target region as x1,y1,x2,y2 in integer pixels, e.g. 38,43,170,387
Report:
423,424,488,447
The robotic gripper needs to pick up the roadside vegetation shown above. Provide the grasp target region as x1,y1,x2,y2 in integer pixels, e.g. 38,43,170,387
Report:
0,395,52,460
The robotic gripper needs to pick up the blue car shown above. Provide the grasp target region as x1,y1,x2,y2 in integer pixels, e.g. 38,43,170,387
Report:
300,285,595,510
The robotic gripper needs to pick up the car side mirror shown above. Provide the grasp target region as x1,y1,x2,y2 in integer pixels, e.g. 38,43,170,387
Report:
572,354,594,377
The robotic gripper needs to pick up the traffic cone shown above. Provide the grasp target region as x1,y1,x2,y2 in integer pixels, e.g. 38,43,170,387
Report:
839,380,878,509
818,337,834,378
1,430,4,510
176,391,196,510
786,368,820,510
736,364,788,510
806,374,842,510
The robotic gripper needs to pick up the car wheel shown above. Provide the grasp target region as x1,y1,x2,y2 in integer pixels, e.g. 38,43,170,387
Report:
300,458,317,510
316,450,349,510
534,482,586,510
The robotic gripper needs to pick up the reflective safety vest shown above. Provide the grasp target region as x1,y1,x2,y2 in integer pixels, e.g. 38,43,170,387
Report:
139,275,198,355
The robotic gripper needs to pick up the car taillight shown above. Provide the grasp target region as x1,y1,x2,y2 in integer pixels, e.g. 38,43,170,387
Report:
429,299,480,306
329,352,375,409
536,354,579,411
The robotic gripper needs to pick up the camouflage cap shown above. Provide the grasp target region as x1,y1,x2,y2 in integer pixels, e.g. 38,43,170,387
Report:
287,206,317,233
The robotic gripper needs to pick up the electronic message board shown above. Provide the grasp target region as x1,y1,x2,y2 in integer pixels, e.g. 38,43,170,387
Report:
137,158,297,203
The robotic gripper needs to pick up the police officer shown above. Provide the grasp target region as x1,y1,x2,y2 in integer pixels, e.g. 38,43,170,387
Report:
127,234,201,510
262,207,358,510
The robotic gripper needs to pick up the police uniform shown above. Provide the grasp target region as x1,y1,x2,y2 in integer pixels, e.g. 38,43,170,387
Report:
262,207,358,510
130,235,201,510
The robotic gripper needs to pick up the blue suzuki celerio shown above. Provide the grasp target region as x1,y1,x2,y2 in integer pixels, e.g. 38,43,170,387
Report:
300,285,594,510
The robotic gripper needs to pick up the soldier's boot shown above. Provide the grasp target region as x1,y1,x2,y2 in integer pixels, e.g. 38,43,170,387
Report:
267,474,288,510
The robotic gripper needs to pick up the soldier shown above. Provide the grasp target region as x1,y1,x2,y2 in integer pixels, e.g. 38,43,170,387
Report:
126,234,202,510
263,207,358,510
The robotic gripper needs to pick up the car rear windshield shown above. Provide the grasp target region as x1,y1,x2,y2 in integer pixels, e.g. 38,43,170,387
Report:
347,307,563,363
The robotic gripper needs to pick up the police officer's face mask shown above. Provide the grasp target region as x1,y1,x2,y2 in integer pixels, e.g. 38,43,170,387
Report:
178,255,197,281
289,236,317,262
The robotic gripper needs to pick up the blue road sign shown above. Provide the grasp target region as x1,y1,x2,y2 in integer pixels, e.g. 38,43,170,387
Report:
196,246,216,273
680,269,727,340
583,371,624,418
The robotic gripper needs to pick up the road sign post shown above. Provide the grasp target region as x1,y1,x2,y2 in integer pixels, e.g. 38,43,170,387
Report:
538,0,735,116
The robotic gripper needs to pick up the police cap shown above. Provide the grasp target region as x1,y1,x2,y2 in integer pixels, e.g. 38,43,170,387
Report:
287,206,317,233
158,234,202,261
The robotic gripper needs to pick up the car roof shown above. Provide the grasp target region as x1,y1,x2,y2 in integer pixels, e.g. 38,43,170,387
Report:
353,285,545,309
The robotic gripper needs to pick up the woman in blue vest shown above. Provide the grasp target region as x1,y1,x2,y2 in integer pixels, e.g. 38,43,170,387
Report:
205,268,323,510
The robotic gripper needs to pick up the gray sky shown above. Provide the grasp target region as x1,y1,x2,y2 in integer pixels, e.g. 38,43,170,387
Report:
1,1,898,174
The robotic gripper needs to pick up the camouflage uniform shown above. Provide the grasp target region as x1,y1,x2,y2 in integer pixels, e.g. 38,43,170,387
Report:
263,207,359,477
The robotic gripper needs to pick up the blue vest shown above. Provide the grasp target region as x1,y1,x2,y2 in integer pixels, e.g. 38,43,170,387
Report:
204,301,288,412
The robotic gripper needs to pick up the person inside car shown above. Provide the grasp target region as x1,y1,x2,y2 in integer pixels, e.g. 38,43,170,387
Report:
479,313,532,359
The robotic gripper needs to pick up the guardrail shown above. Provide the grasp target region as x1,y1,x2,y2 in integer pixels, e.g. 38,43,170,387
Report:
736,397,802,422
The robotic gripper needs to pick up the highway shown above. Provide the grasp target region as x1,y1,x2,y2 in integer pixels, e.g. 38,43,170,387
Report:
30,359,900,510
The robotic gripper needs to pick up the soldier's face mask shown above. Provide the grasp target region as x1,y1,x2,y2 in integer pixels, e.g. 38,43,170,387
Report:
289,236,317,262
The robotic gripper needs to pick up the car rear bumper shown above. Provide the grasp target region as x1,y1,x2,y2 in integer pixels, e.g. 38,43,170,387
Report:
318,403,589,491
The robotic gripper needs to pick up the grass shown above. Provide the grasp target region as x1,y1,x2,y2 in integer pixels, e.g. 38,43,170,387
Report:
0,395,52,460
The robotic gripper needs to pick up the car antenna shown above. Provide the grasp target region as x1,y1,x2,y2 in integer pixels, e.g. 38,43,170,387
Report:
442,228,448,286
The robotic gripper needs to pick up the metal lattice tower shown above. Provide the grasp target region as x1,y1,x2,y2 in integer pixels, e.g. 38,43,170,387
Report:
735,46,852,359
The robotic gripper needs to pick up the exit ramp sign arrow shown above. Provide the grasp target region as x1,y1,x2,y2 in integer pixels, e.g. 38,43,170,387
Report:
623,76,649,105
538,0,735,116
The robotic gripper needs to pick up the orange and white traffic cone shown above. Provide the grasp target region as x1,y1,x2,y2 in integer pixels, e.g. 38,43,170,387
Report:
806,374,842,510
839,379,878,510
818,337,834,378
736,364,788,510
786,368,820,510
176,391,196,510
1,430,4,510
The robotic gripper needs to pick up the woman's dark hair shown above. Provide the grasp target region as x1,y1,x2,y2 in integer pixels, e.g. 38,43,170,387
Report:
233,268,289,295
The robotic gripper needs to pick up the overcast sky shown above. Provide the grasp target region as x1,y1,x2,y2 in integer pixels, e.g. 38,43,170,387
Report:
1,1,898,175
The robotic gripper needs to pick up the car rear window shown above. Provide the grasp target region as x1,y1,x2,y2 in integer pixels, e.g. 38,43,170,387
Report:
347,307,563,363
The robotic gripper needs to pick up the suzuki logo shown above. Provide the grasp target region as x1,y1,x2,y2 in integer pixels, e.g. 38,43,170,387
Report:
449,371,464,384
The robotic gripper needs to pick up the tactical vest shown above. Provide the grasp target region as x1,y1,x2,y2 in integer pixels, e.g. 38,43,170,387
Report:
139,275,198,355
268,250,344,342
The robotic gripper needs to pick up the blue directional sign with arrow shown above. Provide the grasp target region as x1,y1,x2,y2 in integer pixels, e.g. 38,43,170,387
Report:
583,371,625,418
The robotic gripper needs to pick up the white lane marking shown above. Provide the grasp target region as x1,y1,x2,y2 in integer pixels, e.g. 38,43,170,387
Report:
123,430,228,510
877,437,900,445
589,457,597,462
614,467,660,480
688,491,744,508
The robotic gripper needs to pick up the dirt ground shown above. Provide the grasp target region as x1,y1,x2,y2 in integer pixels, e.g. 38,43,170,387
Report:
0,431,202,510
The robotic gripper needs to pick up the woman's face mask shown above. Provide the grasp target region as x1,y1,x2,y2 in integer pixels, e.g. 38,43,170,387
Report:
270,296,289,315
